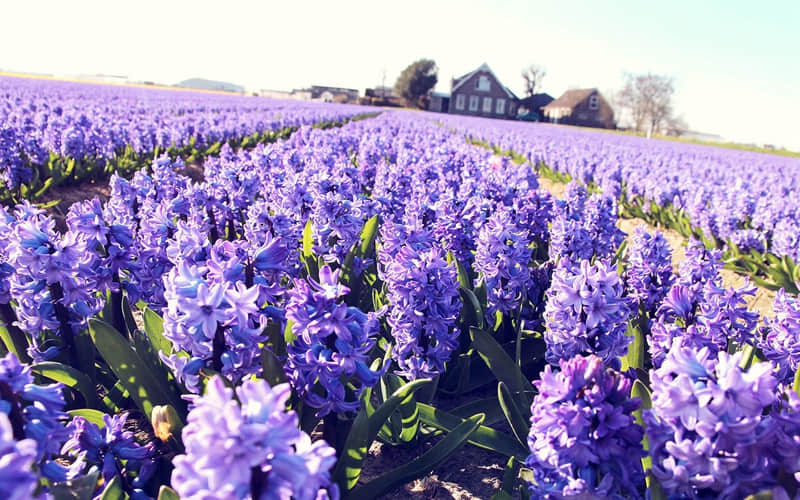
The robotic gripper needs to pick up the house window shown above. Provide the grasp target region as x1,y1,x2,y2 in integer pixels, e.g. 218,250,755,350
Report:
455,94,465,110
469,95,479,111
589,95,599,110
482,97,492,113
476,75,491,91
496,98,506,114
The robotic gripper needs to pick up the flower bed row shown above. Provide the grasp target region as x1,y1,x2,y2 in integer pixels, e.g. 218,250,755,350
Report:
0,75,378,202
436,114,800,294
0,111,799,499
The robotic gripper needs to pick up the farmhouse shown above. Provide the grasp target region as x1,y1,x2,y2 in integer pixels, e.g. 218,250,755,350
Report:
445,63,519,119
518,93,554,121
542,88,615,129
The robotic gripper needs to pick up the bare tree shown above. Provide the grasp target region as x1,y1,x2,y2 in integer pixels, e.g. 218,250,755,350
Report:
617,72,676,138
522,64,547,98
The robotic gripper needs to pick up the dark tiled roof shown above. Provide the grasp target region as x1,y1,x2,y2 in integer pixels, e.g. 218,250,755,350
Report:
519,93,554,110
543,88,596,110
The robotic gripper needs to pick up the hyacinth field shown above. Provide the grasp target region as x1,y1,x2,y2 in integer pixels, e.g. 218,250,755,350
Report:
2,75,800,500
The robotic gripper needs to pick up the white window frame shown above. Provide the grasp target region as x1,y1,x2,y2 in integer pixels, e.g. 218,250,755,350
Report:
589,95,599,110
455,94,465,110
468,95,479,111
496,98,506,114
482,97,492,113
476,75,491,91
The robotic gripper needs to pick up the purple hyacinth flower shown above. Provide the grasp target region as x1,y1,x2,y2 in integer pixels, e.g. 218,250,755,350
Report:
171,376,338,500
527,354,645,499
285,265,381,416
544,259,632,366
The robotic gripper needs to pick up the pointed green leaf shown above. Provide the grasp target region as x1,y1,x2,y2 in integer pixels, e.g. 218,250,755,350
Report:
302,219,314,259
332,378,430,491
32,361,98,408
157,486,180,500
261,348,287,387
99,476,124,500
459,287,485,330
0,317,31,364
68,409,108,428
469,327,535,405
358,214,380,257
385,373,421,443
89,319,183,418
793,366,800,398
491,457,520,500
121,296,138,336
143,307,172,356
497,382,530,447
417,403,527,460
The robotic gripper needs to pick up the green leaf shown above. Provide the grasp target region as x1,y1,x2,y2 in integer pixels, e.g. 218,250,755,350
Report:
497,382,530,447
68,409,108,428
143,307,172,356
88,319,184,418
358,214,379,257
100,476,124,500
261,348,287,387
32,177,55,199
491,457,520,500
302,218,314,259
332,378,431,491
0,315,31,364
385,373,421,443
447,396,506,425
459,287,485,331
346,413,484,500
157,486,180,500
622,318,647,371
301,219,319,279
449,252,472,289
632,379,653,472
51,469,100,500
469,327,535,406
417,403,528,460
32,361,98,408
793,366,800,398
121,296,138,337
647,471,668,500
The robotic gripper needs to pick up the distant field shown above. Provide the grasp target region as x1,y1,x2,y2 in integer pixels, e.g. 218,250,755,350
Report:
0,70,245,96
557,120,800,158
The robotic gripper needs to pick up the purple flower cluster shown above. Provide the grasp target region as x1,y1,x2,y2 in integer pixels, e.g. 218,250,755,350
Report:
381,237,461,379
649,241,759,366
761,289,800,384
0,74,375,191
285,266,381,416
162,232,285,391
474,207,533,321
549,184,626,262
527,355,644,499
4,202,104,360
0,413,39,500
172,376,338,500
624,226,674,313
0,125,32,189
62,413,155,496
544,259,632,366
0,352,70,462
646,341,800,498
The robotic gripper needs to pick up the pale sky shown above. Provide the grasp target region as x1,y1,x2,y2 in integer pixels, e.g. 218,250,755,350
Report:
2,0,799,149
